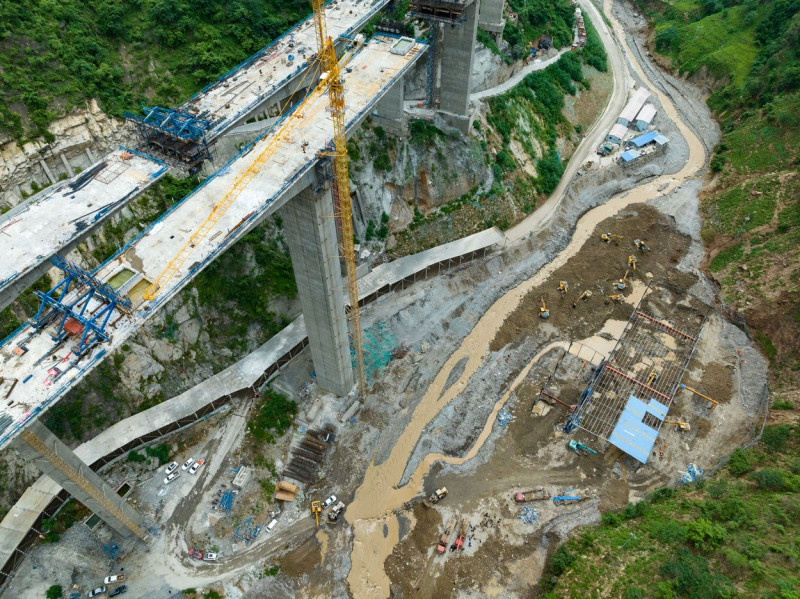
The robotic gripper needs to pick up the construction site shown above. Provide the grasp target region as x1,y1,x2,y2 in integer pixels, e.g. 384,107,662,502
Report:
0,0,772,597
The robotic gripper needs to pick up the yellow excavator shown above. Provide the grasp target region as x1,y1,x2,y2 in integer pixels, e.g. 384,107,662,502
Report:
628,255,638,272
559,281,569,294
311,500,322,527
579,290,592,301
664,419,691,432
601,232,623,243
608,294,624,303
681,385,719,409
647,370,661,386
617,268,630,290
633,238,648,251
540,297,550,320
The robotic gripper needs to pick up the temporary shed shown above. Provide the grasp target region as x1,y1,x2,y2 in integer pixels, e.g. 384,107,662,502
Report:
634,103,657,131
606,123,628,145
619,149,641,163
617,87,651,127
608,394,668,463
626,131,669,149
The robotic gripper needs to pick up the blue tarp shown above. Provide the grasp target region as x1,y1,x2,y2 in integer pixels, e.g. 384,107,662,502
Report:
608,394,668,463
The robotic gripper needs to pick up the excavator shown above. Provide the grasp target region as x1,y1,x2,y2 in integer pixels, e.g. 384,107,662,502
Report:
311,500,322,527
608,294,624,303
617,268,630,290
601,232,623,243
680,384,719,410
633,238,648,251
628,255,638,272
579,290,592,301
664,419,691,432
540,297,550,319
647,370,661,386
559,281,569,294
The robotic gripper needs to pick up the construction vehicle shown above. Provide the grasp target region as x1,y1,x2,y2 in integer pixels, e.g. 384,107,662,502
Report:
578,290,592,301
553,489,583,504
559,281,569,294
617,268,630,290
311,500,322,527
628,255,638,272
514,487,550,502
601,232,623,243
422,487,448,508
454,519,467,551
608,294,624,303
568,440,598,455
540,297,549,320
680,385,719,409
664,419,691,432
327,501,346,524
647,370,661,386
437,517,457,554
633,238,648,251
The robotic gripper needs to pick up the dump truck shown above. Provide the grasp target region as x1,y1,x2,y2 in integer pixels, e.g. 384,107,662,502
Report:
422,487,448,508
514,487,551,503
437,517,457,554
327,501,346,524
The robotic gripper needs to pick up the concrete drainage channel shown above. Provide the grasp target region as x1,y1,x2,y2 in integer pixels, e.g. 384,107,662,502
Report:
0,228,502,591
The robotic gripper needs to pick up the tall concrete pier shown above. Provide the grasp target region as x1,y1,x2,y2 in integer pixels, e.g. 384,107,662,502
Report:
282,180,355,396
479,0,506,41
12,420,147,542
439,1,479,132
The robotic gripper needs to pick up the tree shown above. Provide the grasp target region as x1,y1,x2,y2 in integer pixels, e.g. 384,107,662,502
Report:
46,584,63,599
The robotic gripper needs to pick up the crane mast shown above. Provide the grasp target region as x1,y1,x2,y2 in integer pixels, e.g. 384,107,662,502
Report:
310,0,367,397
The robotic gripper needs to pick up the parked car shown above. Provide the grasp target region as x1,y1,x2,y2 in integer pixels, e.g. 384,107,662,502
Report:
189,548,204,560
266,519,278,532
322,495,337,508
164,462,178,475
181,458,195,471
87,587,106,597
103,575,125,584
204,552,218,561
164,471,180,484
108,586,127,597
189,459,204,475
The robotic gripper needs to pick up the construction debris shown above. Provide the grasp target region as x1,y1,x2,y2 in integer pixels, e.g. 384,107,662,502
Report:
497,408,512,426
680,463,704,484
518,506,539,524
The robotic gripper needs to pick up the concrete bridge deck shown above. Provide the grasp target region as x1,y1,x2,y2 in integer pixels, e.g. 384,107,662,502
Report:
0,150,166,312
0,35,426,452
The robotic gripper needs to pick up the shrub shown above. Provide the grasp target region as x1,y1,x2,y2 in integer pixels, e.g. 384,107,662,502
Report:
127,450,147,463
652,519,687,544
728,447,752,475
46,585,63,599
762,424,792,453
145,444,170,465
550,545,577,576
247,389,297,444
686,518,727,552
660,548,734,598
749,467,797,491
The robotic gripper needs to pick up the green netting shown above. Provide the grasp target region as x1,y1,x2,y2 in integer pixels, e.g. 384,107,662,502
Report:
351,321,397,384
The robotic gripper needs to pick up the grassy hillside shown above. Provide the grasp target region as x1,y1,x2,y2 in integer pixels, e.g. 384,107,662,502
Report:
639,0,800,387
0,0,310,142
543,420,800,598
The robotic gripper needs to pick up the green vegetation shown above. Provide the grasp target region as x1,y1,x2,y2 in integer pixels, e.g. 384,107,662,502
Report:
145,443,171,465
0,0,311,140
503,0,575,61
247,389,298,444
640,0,800,380
40,499,88,544
45,585,63,599
0,273,53,341
543,420,800,598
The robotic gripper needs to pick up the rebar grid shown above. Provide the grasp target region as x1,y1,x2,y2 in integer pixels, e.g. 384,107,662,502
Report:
570,283,709,441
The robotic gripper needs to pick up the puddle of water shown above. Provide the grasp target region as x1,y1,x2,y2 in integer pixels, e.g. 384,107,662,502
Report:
316,528,329,565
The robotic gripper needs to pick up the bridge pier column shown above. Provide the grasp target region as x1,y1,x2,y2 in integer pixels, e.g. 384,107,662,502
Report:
282,185,354,396
439,1,479,133
479,0,506,43
12,419,148,542
373,77,407,136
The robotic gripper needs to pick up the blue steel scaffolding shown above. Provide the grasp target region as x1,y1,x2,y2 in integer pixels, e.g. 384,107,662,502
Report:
125,105,214,169
31,256,132,359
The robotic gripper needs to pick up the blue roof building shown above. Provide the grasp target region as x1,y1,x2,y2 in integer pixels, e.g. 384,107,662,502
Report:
608,394,669,463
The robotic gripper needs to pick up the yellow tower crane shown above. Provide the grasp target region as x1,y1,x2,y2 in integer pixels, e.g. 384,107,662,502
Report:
310,0,366,396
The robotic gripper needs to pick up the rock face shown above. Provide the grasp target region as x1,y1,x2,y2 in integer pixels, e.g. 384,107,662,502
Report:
0,100,132,208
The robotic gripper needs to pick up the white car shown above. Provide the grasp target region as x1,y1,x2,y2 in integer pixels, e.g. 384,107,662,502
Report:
88,587,106,597
181,458,195,471
322,495,337,508
164,461,178,475
204,552,218,561
189,459,204,475
164,471,180,484
103,575,125,584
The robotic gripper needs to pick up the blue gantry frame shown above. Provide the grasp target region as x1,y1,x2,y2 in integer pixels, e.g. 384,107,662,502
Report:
32,256,132,357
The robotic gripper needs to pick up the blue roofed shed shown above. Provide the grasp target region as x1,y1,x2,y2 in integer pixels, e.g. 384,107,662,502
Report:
626,131,669,149
608,394,669,463
620,150,641,163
